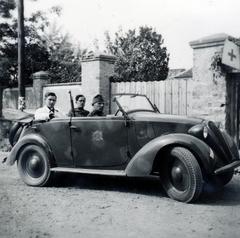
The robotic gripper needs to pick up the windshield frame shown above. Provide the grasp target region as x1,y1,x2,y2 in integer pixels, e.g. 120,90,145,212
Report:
113,93,159,115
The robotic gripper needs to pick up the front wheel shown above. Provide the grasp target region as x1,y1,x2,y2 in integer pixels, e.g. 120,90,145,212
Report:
17,145,52,186
160,147,203,203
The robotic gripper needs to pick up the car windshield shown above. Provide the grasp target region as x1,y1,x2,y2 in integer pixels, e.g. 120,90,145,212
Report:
114,94,156,113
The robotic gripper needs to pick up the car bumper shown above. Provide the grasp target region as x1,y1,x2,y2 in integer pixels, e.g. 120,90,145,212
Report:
214,160,240,175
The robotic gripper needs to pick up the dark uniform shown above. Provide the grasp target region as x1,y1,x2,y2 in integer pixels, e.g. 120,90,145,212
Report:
88,110,105,117
67,108,89,117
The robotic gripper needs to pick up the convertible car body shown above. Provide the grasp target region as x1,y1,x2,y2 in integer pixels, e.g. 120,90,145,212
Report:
6,94,240,202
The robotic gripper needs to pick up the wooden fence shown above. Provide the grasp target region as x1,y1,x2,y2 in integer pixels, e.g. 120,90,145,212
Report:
111,78,193,115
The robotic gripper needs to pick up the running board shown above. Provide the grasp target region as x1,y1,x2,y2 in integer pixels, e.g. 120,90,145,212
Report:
51,167,126,176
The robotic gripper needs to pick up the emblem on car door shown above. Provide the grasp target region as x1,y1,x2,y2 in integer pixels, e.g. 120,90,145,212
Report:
91,130,105,148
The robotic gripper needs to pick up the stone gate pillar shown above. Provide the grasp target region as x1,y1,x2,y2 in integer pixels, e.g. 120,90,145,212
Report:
81,54,116,114
189,33,230,126
32,71,49,108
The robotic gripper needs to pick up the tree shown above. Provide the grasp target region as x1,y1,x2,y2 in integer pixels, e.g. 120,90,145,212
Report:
105,26,169,82
0,0,15,18
0,0,51,86
43,23,86,83
0,1,83,86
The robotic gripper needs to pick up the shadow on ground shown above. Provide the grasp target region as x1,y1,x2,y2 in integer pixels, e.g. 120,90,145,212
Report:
199,177,240,206
51,172,240,205
52,172,165,197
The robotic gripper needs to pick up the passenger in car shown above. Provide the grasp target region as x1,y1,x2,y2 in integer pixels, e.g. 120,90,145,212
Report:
67,94,89,117
88,94,105,117
34,92,64,120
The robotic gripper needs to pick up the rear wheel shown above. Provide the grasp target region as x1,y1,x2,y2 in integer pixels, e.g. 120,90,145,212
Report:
160,147,203,203
17,145,52,186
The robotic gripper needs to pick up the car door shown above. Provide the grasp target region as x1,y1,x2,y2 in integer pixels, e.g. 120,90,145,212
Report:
70,116,129,167
36,118,73,166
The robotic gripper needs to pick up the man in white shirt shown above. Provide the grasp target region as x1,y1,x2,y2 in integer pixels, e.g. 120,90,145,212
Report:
34,92,64,120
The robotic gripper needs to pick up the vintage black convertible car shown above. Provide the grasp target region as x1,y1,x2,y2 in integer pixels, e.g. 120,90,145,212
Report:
6,94,240,203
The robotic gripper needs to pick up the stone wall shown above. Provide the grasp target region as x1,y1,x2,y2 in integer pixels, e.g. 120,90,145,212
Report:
189,33,229,125
2,86,35,110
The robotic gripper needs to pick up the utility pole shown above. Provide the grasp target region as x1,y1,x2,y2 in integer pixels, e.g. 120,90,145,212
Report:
17,0,25,111
0,86,2,117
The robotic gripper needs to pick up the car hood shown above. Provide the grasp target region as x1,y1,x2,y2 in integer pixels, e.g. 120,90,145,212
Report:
129,111,204,137
129,111,203,125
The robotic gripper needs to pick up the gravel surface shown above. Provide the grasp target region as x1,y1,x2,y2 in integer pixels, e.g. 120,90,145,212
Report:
1,152,240,238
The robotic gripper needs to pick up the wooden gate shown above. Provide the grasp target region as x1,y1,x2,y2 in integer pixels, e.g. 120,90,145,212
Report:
111,79,190,115
225,73,240,147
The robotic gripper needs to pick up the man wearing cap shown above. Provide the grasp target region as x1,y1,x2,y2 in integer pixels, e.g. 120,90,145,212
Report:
88,94,105,117
67,94,89,117
34,92,64,120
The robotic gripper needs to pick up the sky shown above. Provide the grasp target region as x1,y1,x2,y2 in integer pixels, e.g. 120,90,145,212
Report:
25,0,240,70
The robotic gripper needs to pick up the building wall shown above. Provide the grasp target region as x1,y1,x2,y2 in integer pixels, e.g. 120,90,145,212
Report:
190,44,226,123
189,34,232,126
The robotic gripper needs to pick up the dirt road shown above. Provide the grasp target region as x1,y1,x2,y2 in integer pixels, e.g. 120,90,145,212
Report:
1,152,240,238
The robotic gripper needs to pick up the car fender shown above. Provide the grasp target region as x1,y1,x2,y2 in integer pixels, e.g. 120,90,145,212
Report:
126,133,212,177
9,121,23,146
6,133,54,166
221,131,240,160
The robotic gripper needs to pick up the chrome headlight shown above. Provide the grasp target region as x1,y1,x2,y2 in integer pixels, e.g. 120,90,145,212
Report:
203,126,208,139
217,122,224,131
209,148,216,166
209,148,214,160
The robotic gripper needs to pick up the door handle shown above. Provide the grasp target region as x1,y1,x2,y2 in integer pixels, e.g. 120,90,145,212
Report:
70,125,81,132
31,126,39,132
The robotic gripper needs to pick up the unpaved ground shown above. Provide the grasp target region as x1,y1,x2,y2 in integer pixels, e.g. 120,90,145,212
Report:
1,152,240,238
